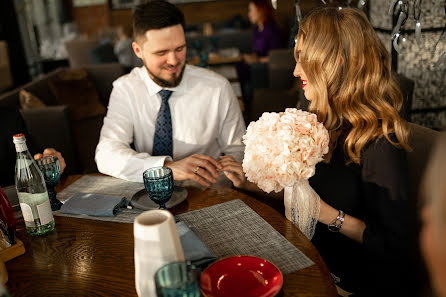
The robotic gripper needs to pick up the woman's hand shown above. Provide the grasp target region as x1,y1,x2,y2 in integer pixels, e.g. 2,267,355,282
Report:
219,156,259,191
219,155,246,188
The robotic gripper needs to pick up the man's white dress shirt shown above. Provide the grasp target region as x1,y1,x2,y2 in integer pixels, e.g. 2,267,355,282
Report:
95,65,246,182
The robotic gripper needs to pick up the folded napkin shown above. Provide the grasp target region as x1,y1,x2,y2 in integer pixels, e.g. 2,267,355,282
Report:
176,221,217,268
60,192,129,217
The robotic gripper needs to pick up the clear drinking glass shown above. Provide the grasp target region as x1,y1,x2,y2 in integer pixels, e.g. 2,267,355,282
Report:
155,262,201,297
37,156,62,211
143,167,174,209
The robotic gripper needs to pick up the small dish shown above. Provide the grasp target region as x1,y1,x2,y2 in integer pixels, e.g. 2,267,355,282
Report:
131,186,188,210
200,255,283,297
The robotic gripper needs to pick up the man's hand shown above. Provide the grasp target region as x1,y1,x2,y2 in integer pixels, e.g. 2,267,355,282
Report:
34,148,66,174
165,154,222,187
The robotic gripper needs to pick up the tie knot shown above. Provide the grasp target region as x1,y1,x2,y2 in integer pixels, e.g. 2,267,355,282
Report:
159,90,173,102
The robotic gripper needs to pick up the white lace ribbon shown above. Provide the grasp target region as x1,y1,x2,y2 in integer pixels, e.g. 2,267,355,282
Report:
284,179,320,239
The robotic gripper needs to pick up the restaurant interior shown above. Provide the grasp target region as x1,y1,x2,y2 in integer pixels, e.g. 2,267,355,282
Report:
0,0,444,174
0,0,445,296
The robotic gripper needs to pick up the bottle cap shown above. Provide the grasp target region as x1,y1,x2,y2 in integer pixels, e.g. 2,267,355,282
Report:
12,134,27,152
12,133,25,143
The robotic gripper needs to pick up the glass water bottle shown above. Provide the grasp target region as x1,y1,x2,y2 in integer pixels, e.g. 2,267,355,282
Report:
13,134,55,236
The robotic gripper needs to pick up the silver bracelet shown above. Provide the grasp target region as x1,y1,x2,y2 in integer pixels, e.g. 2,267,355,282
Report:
328,210,345,232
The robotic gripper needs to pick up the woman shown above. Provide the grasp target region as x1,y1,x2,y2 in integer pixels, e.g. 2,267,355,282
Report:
420,133,446,297
236,0,284,102
221,7,415,296
244,0,284,63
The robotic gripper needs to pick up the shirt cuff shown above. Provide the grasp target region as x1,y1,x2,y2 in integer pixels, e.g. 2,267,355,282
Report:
143,156,173,172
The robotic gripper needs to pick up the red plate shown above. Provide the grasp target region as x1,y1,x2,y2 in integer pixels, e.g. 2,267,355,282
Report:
200,255,283,297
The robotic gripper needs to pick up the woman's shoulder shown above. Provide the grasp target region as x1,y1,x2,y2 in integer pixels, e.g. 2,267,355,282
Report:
362,135,405,162
361,136,409,195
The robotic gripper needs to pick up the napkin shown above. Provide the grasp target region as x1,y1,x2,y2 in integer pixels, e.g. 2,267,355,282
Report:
60,192,129,217
176,221,217,268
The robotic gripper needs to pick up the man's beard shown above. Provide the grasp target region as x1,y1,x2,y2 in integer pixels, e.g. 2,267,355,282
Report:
145,63,185,88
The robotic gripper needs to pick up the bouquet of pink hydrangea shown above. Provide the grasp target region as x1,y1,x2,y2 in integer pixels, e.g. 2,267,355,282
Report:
242,108,329,193
242,108,329,239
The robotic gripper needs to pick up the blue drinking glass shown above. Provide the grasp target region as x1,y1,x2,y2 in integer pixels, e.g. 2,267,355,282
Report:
155,262,201,297
198,52,209,68
143,167,174,209
37,156,62,211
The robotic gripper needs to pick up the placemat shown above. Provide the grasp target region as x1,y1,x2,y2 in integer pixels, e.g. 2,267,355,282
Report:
57,175,145,202
177,199,314,274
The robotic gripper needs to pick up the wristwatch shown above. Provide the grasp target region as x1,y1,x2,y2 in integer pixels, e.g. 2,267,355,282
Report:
328,210,345,232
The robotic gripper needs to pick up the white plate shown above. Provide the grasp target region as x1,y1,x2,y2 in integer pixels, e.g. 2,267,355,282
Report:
130,186,188,210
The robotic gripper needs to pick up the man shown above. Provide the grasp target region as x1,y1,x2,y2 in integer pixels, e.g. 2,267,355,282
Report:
95,0,246,186
0,107,66,187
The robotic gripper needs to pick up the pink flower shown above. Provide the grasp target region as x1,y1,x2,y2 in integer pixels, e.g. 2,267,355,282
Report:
243,109,330,193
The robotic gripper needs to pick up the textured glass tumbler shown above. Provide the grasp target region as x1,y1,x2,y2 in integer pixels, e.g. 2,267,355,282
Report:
143,167,174,209
155,262,201,297
37,155,62,211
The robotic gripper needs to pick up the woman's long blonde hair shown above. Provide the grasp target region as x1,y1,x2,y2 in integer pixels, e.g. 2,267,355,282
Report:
297,7,410,164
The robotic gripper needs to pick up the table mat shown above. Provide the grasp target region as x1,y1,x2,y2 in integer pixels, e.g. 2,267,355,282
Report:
177,199,314,274
57,175,145,202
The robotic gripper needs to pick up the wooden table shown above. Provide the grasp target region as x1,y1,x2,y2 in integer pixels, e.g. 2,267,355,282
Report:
6,175,337,297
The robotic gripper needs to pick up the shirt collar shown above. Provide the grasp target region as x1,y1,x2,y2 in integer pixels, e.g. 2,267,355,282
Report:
138,64,190,97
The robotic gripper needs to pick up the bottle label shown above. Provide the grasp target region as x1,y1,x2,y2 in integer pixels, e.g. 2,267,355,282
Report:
18,192,54,226
19,203,34,226
36,200,53,225
15,143,27,153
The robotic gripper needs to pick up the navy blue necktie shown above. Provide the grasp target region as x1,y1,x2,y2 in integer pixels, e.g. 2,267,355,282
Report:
152,90,173,157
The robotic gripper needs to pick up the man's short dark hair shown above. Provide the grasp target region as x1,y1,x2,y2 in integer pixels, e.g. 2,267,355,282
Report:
133,0,185,39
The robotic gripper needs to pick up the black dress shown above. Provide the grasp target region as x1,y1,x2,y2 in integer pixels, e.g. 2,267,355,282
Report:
309,136,416,296
0,108,39,187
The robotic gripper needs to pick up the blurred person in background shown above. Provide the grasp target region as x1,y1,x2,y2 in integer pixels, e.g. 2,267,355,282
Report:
237,0,285,103
243,0,284,63
420,132,446,297
114,24,139,72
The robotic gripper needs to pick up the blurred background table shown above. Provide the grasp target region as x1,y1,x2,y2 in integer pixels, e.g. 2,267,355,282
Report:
188,54,242,66
5,175,336,297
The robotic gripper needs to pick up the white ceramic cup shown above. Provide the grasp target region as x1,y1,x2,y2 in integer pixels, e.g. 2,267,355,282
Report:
134,210,185,297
